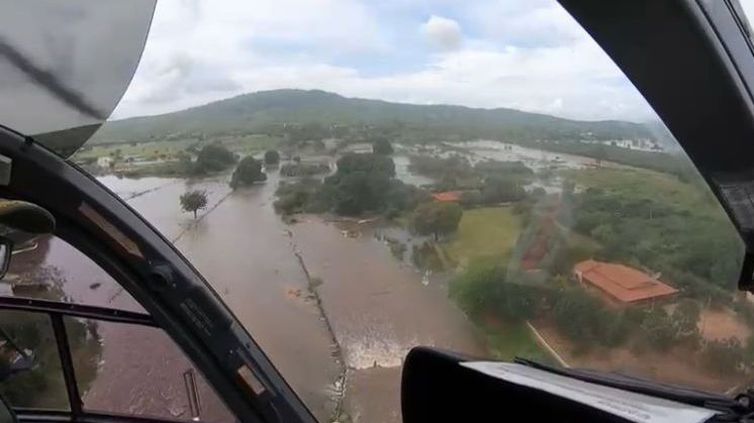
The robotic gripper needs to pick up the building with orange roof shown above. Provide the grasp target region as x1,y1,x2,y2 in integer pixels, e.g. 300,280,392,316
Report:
573,259,678,304
431,191,463,203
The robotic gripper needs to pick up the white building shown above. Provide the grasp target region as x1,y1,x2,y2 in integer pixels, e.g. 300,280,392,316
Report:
96,156,113,168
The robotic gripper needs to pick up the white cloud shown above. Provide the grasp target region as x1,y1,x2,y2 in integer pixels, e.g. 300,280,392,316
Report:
466,0,585,47
421,15,462,51
113,0,657,122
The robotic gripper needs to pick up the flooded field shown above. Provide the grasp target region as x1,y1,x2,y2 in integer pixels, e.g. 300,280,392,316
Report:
3,140,612,421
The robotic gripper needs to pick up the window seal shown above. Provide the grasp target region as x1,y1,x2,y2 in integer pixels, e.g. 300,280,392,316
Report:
50,314,82,417
0,296,155,327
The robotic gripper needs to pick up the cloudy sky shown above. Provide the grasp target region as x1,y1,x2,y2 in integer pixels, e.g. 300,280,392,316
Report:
110,0,754,122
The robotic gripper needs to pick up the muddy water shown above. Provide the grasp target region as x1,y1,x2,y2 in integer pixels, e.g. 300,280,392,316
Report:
393,155,433,187
15,166,487,422
176,172,341,421
99,173,340,421
291,218,486,422
124,175,232,242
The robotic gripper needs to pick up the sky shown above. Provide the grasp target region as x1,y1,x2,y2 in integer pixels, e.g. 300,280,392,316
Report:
109,0,754,122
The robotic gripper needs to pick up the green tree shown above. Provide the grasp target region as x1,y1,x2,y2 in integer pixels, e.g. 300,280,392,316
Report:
230,156,267,189
480,176,526,204
274,179,323,215
372,137,394,155
460,190,483,206
264,150,280,165
549,287,629,347
411,202,463,240
180,190,208,219
329,171,389,215
336,153,395,177
274,152,423,216
553,288,600,343
195,144,236,173
280,162,330,177
322,153,396,215
450,263,542,322
450,263,504,318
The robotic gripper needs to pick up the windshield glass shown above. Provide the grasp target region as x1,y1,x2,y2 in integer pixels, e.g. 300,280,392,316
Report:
44,0,754,421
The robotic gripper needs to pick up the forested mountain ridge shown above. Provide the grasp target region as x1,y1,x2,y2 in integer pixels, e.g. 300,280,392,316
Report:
92,89,655,143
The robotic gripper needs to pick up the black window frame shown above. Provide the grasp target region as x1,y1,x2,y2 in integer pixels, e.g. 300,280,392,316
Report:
0,125,315,423
0,296,167,422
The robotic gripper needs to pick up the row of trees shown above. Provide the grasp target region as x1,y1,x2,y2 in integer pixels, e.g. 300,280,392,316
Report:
279,162,330,177
180,149,281,218
275,152,428,217
409,155,533,206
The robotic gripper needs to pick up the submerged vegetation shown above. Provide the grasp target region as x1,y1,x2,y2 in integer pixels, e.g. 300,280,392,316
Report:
275,153,428,217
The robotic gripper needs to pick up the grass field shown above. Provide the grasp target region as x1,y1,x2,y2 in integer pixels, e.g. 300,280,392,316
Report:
75,139,195,160
444,206,522,268
75,134,282,161
480,320,554,364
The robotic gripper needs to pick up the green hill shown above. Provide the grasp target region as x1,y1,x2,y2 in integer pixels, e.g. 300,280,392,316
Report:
91,89,654,144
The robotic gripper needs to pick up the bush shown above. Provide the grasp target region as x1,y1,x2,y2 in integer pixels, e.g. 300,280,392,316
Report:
372,137,394,155
460,190,483,206
450,262,544,322
280,162,330,177
638,308,676,351
264,150,280,165
195,144,236,173
273,153,426,217
450,264,505,319
702,338,744,375
230,156,266,189
274,179,323,215
552,288,629,347
480,176,526,204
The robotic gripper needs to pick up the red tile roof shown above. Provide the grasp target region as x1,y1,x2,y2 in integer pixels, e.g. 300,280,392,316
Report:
573,260,678,303
432,191,463,202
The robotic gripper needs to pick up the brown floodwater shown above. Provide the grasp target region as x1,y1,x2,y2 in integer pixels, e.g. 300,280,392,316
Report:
175,172,341,421
290,217,485,422
11,169,486,422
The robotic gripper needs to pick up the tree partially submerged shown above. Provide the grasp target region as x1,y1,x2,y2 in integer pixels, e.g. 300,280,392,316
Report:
274,152,428,217
230,156,267,189
264,150,280,165
180,190,208,219
194,144,237,174
372,136,394,155
411,201,463,240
